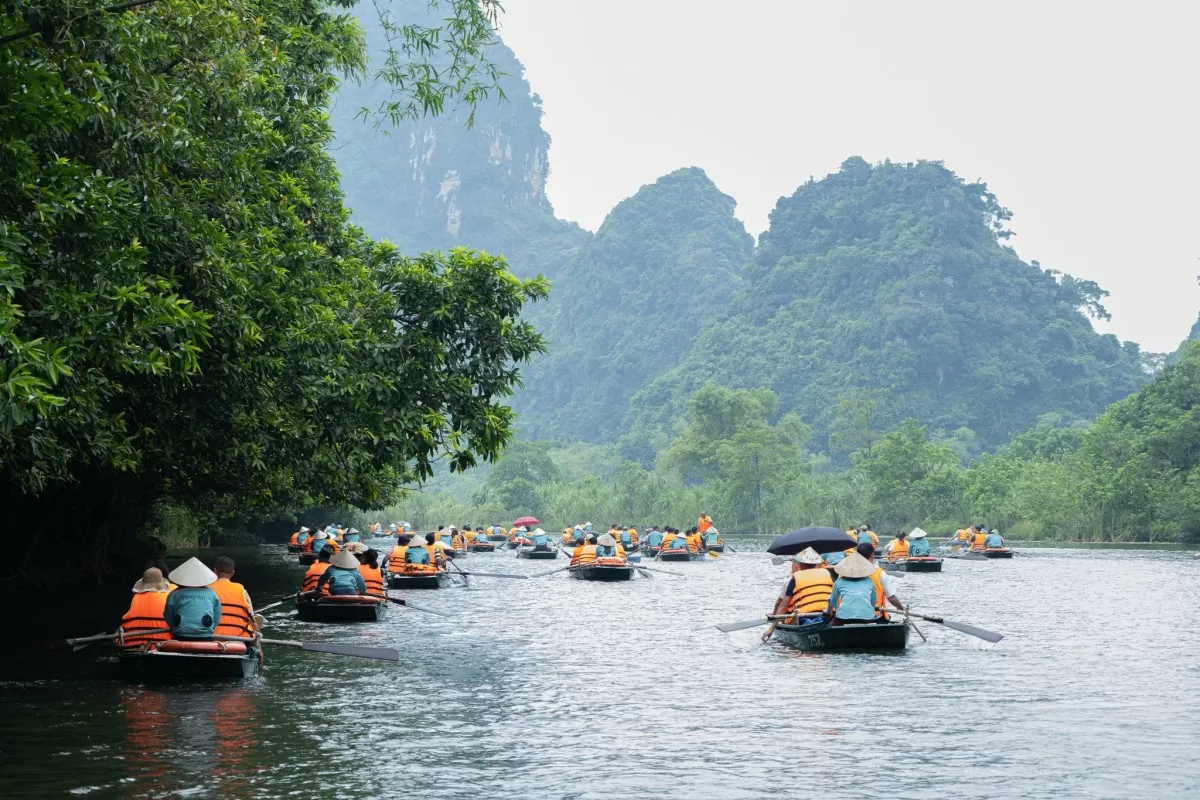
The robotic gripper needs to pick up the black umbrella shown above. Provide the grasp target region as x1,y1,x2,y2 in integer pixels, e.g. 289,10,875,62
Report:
766,527,857,556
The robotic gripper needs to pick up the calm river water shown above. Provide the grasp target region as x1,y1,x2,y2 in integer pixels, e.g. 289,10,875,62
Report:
2,540,1198,798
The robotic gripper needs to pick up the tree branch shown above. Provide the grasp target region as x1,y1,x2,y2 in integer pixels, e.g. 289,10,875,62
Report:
0,0,163,47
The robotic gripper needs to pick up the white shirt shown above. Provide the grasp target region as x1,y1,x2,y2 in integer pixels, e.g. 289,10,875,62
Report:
879,569,900,600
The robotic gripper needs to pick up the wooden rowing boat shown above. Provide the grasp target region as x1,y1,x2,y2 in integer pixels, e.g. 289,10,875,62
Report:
467,542,496,553
981,548,1013,559
505,540,522,549
118,640,260,680
517,547,558,560
773,620,908,652
286,544,302,553
569,562,634,581
296,596,387,622
885,557,944,573
487,534,507,542
704,543,725,553
658,550,699,562
387,571,451,590
297,553,316,566
643,545,662,557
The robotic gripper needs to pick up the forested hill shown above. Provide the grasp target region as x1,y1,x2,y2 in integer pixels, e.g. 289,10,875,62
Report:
625,158,1150,455
328,3,588,278
510,168,754,443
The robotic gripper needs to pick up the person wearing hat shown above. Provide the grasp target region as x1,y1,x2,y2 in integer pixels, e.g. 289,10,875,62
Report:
315,551,368,596
120,568,173,646
856,543,903,621
343,528,362,544
595,533,625,559
883,530,910,562
290,527,311,549
357,548,386,596
164,557,222,640
908,528,932,557
823,553,886,626
573,525,586,546
530,528,552,551
983,528,1005,548
856,524,879,548
763,547,834,641
304,530,329,554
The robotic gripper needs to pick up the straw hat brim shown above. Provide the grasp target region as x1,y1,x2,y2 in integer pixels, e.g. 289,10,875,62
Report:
909,528,928,539
792,547,824,565
330,551,361,569
343,542,368,554
597,534,617,546
834,553,876,579
168,557,218,588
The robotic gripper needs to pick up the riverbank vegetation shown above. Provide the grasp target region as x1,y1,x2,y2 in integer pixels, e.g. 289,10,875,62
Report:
378,342,1200,543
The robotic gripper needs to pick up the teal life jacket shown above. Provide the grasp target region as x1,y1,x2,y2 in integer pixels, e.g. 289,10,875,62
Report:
984,533,1004,548
438,533,454,547
830,577,878,621
532,534,549,547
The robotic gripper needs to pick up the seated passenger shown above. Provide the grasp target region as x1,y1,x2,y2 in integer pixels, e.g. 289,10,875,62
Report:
316,551,369,596
164,558,222,641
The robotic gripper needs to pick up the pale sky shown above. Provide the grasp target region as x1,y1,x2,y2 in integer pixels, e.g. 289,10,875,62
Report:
497,0,1200,352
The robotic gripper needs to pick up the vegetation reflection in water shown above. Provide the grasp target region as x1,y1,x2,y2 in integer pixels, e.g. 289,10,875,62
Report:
2,543,1198,798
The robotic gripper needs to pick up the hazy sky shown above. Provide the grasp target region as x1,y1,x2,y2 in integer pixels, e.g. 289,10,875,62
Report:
497,0,1200,352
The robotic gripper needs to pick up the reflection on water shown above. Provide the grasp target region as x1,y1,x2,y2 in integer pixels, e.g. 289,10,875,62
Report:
1,542,1199,798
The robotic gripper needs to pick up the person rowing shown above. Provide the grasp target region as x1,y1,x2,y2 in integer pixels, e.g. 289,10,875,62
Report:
530,528,553,551
315,551,368,596
164,558,222,641
763,548,832,641
883,530,909,562
859,543,903,619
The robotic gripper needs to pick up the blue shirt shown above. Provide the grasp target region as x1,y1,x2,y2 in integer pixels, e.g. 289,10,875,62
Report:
297,533,310,546
317,566,367,596
909,538,932,556
984,533,1004,548
646,531,664,546
665,537,687,550
532,534,550,547
343,533,361,543
827,577,878,621
164,587,222,638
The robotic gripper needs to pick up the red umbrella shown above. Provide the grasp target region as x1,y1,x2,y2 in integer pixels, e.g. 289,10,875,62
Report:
511,516,540,527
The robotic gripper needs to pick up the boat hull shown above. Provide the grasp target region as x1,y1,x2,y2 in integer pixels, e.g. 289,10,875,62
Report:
518,548,558,560
569,564,634,581
387,572,450,590
775,621,908,652
118,649,259,681
659,550,697,562
888,557,943,573
982,549,1013,559
467,543,495,553
704,544,725,553
297,553,315,566
286,544,302,553
487,535,507,542
296,599,386,622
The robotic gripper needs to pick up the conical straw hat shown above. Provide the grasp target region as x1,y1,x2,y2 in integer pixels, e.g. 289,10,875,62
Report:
792,547,824,565
168,557,218,588
330,550,360,569
909,527,928,539
834,553,875,579
597,533,617,546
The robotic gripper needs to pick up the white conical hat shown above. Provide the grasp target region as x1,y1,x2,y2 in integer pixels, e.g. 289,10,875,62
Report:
330,550,360,569
792,547,824,565
298,526,310,533
343,542,368,554
168,557,217,588
597,533,617,546
909,528,928,539
533,528,546,536
834,553,875,579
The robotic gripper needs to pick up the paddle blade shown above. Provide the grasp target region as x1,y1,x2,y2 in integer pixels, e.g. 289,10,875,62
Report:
771,556,787,566
715,618,770,633
940,620,1004,643
300,642,400,661
706,551,721,560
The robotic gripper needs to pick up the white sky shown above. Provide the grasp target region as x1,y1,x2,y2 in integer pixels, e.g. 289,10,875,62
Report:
497,0,1200,351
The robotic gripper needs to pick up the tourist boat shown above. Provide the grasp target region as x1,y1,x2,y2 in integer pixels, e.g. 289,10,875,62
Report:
506,539,526,550
487,533,508,542
298,552,316,566
466,541,495,553
643,545,662,557
773,620,908,652
387,570,451,590
286,543,302,554
658,549,699,562
704,543,725,553
886,557,944,573
118,640,260,680
569,559,634,581
296,595,387,622
981,548,1014,559
517,547,558,560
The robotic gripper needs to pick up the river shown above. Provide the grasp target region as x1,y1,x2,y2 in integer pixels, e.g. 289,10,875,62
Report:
1,540,1197,798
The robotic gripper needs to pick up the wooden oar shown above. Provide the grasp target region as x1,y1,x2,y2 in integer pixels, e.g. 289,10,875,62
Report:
723,543,738,553
383,595,453,618
59,628,172,650
632,564,685,577
456,570,529,579
257,593,302,614
886,608,1003,643
445,559,472,589
714,617,770,633
529,564,574,578
257,637,400,661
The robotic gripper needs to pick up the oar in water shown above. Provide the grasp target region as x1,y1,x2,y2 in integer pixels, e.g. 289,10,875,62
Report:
257,593,303,614
631,564,685,577
886,608,1003,643
257,637,400,661
723,543,738,553
630,562,653,579
530,564,574,578
57,628,172,651
445,559,472,589
383,595,453,618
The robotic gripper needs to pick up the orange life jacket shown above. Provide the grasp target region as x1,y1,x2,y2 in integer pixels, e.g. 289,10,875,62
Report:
629,529,639,543
698,516,713,533
288,532,299,546
955,529,970,542
871,567,890,621
211,578,255,637
971,532,987,548
302,563,330,595
888,539,910,560
359,564,385,596
662,533,676,550
577,544,598,564
788,568,834,614
121,591,171,645
571,544,584,565
686,534,700,553
387,545,408,572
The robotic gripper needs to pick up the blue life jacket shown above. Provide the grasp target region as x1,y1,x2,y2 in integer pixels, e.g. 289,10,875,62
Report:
344,533,361,543
857,531,873,544
438,533,454,546
620,531,632,546
824,551,847,566
646,531,664,546
322,566,366,596
532,534,549,547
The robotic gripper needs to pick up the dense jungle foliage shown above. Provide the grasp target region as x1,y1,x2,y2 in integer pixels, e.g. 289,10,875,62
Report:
0,0,547,581
386,341,1200,541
